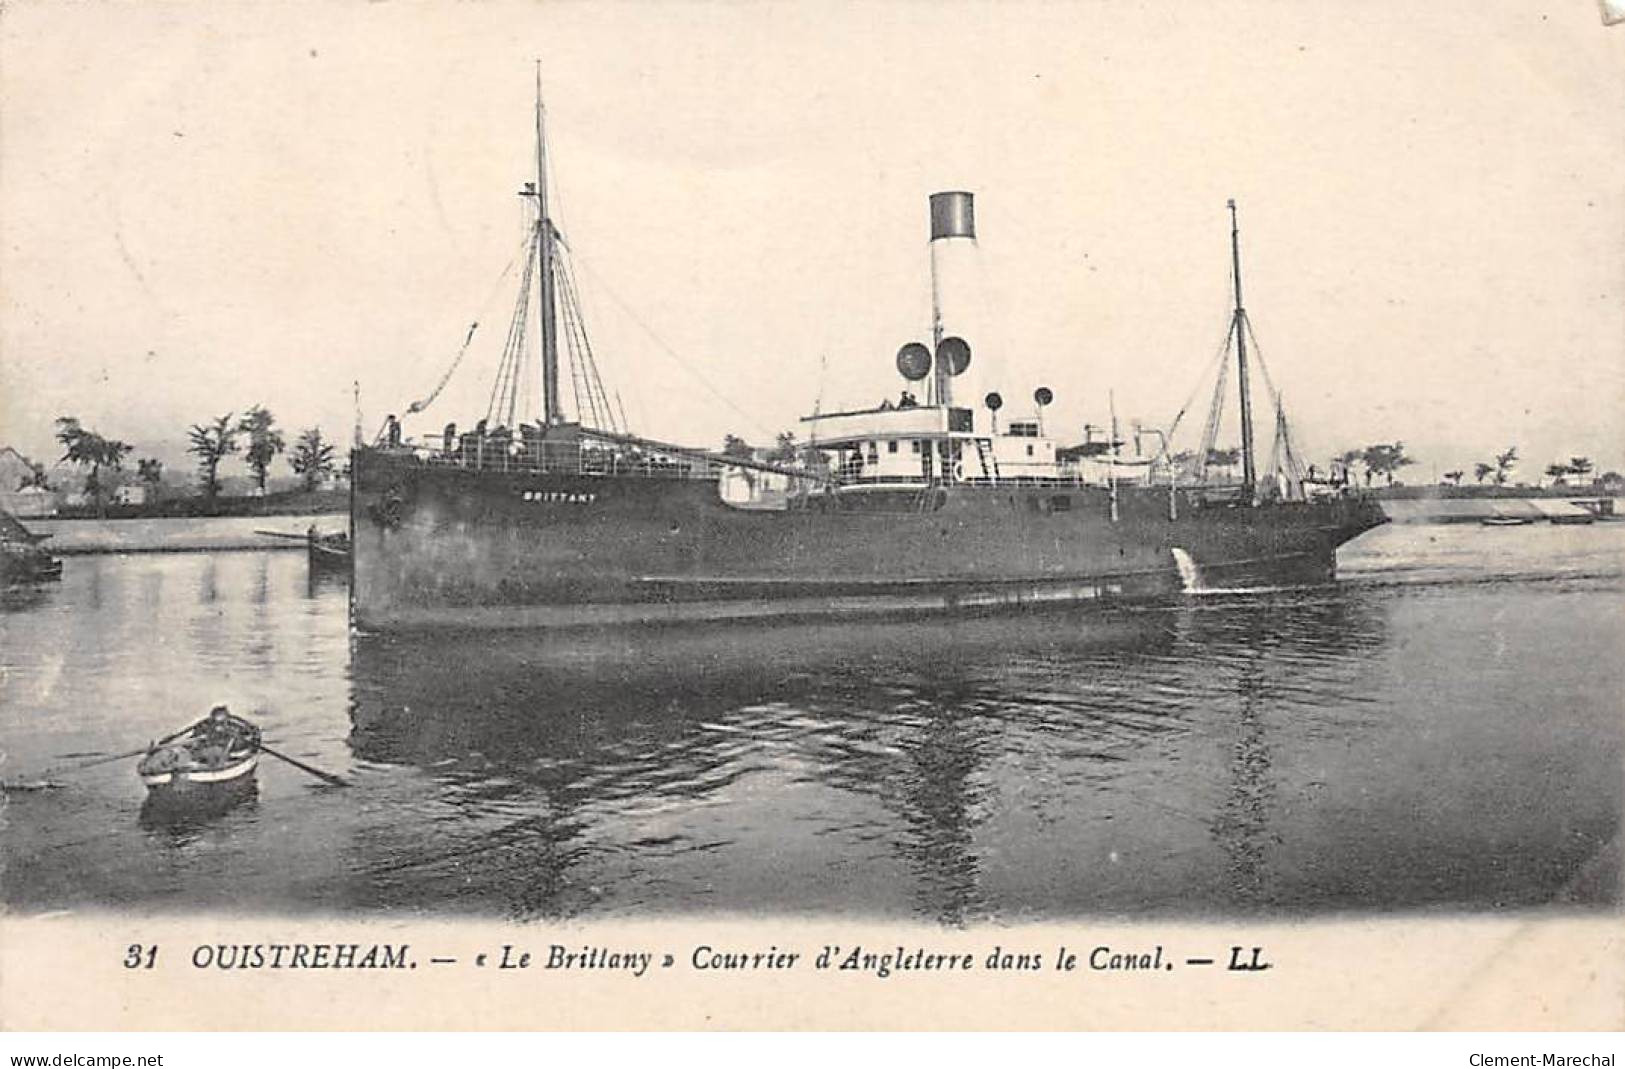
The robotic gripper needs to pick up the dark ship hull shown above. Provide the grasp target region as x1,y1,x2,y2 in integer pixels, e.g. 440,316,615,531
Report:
350,447,1386,632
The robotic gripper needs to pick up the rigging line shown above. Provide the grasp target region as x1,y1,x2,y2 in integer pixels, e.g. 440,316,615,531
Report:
614,390,631,434
1164,313,1239,444
504,240,529,426
553,232,620,428
487,238,538,425
560,274,589,425
1196,318,1236,482
554,249,589,425
559,268,585,419
1241,313,1283,406
1277,402,1304,480
488,283,523,425
406,231,532,415
557,248,618,433
1240,315,1313,470
492,215,540,425
485,340,509,425
566,250,774,439
559,253,608,429
508,296,529,428
1265,400,1284,477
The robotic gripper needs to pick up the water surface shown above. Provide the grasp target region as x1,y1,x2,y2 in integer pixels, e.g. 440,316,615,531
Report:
2,522,1619,922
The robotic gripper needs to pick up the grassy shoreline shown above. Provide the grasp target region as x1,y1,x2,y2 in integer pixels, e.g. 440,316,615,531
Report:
47,488,347,521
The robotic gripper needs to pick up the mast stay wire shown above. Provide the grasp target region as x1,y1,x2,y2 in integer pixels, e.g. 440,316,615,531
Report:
1161,308,1240,454
407,230,533,416
566,247,776,441
559,247,590,426
555,240,619,433
1238,312,1310,482
486,229,539,426
1196,325,1233,484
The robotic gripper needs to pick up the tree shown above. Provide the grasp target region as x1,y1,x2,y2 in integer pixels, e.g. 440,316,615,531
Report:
1442,470,1464,486
1493,446,1518,486
137,457,164,501
238,405,285,494
16,458,51,492
187,413,239,505
1544,462,1572,486
1206,447,1241,480
1354,442,1414,487
288,427,337,493
768,431,798,464
54,416,132,517
1473,462,1494,484
721,434,753,459
1569,456,1594,486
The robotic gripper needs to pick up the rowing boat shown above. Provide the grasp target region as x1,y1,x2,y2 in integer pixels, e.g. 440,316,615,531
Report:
137,708,262,797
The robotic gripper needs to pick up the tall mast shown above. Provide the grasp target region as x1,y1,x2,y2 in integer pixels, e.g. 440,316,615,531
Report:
1228,198,1257,495
535,64,562,426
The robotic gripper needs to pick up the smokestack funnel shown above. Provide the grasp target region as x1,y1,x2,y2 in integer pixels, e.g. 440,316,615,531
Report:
929,191,975,242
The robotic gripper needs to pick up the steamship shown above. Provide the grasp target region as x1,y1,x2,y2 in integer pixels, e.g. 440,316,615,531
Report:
348,82,1386,632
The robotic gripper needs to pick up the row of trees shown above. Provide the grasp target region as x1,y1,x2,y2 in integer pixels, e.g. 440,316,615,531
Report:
1440,450,1597,487
184,407,338,502
1335,443,1415,487
721,431,799,463
1541,456,1595,486
43,409,337,516
1442,446,1520,487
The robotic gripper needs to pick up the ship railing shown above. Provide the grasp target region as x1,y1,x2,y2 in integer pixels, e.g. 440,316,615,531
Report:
958,474,1100,489
390,440,730,481
822,472,1137,491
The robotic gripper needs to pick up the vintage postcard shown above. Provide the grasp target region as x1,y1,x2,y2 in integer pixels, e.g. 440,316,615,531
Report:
1,0,1621,1033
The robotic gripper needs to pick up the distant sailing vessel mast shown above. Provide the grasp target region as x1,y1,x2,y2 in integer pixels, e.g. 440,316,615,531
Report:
1172,198,1311,501
1228,197,1259,499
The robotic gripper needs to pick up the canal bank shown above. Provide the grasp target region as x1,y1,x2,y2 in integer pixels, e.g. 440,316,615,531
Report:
26,515,338,555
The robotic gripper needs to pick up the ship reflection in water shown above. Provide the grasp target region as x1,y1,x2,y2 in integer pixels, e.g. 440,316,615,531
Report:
1,528,1619,920
348,610,1184,923
345,566,1616,922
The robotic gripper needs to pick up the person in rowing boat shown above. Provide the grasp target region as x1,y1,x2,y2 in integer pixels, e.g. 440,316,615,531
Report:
188,705,257,759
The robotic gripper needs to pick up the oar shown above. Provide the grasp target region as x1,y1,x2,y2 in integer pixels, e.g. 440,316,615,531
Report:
8,721,205,788
49,745,153,772
2,740,163,792
257,742,350,788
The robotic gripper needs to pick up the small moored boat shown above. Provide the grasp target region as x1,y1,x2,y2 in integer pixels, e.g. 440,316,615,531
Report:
138,707,261,796
1480,514,1534,527
254,526,351,575
307,528,351,574
1,507,62,585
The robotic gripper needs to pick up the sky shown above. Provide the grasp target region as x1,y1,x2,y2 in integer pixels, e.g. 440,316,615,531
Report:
2,1,1622,484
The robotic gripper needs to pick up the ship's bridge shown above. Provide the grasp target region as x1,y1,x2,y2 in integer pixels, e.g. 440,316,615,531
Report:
802,401,1072,486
